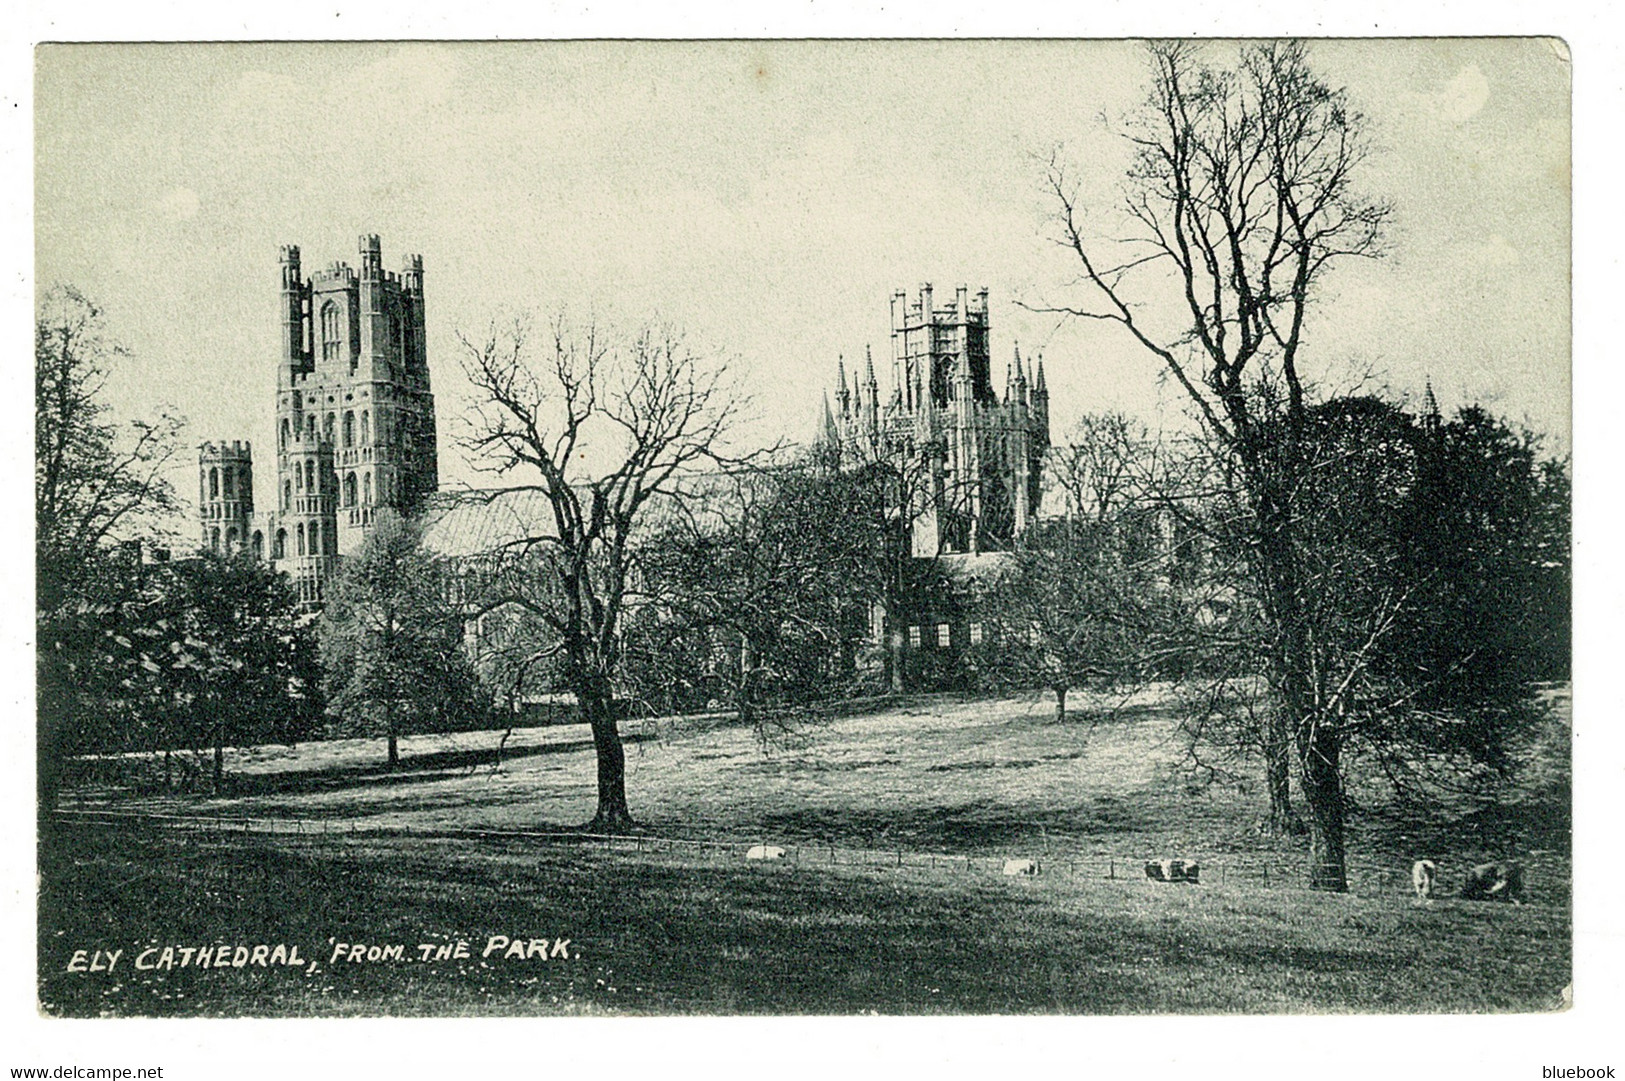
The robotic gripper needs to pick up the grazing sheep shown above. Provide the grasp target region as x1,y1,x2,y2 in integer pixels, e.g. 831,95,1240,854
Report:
1144,859,1200,884
1002,858,1040,876
1412,859,1438,903
745,845,786,861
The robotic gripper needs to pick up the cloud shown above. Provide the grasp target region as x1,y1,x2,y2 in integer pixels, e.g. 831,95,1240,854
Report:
1434,65,1490,124
155,186,200,221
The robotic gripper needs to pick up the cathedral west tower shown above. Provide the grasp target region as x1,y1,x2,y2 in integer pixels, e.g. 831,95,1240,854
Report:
199,235,439,607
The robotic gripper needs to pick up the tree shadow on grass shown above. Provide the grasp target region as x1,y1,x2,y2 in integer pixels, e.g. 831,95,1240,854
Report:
39,824,1168,1016
188,734,652,801
749,798,1150,853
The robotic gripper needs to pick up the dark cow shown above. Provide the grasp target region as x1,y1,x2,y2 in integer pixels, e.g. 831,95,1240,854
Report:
1459,861,1525,903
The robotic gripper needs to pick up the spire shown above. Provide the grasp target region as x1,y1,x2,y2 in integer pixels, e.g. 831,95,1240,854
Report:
1034,352,1047,395
1422,377,1441,435
836,355,851,416
862,345,879,433
821,392,839,446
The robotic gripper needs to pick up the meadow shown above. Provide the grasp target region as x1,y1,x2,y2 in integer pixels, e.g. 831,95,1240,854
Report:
40,689,1571,1016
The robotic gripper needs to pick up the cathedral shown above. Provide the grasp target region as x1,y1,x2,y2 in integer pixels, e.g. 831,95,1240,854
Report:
197,235,439,605
825,284,1049,556
824,285,1051,689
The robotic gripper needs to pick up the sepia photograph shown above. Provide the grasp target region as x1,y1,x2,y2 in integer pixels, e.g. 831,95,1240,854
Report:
11,10,1613,1077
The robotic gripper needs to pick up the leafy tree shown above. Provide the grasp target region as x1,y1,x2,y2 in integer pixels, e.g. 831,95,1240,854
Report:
36,286,183,809
319,510,485,768
147,553,320,790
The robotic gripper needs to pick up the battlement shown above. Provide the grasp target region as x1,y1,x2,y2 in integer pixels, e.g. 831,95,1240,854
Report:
312,262,357,285
199,440,253,460
894,283,990,330
278,244,300,266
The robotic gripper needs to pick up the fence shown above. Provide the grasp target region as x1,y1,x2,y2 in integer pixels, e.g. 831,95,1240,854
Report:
49,806,1478,902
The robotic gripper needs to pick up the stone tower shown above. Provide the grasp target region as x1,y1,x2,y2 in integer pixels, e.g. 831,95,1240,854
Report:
197,440,254,556
271,235,439,604
830,284,1050,557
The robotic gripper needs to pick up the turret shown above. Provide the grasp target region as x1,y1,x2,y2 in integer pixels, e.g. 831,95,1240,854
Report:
279,244,309,383
403,253,426,373
198,440,255,555
358,234,387,374
835,356,851,417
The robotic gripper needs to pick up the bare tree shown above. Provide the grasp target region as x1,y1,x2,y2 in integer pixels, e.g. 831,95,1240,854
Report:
458,315,749,831
1036,41,1391,889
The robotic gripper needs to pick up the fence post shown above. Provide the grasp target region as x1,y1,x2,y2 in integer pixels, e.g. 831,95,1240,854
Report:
1109,856,1115,880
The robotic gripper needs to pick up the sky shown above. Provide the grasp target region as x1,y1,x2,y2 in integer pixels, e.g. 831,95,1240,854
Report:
34,38,1570,506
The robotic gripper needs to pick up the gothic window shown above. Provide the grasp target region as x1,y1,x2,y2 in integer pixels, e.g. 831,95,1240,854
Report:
363,472,373,505
222,467,234,499
307,414,316,438
321,301,341,361
304,460,315,492
283,480,292,510
309,521,320,555
210,527,220,551
280,418,290,450
274,529,286,559
344,472,357,508
343,411,355,448
361,410,371,444
226,526,239,551
252,531,264,560
297,523,306,556
208,467,219,500
324,413,335,444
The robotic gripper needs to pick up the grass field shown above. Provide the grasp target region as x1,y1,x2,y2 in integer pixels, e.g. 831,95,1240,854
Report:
41,689,1571,1016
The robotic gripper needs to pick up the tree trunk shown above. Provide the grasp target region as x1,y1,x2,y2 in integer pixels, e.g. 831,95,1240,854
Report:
1299,719,1347,891
580,678,634,832
889,628,905,694
1264,725,1303,834
213,737,224,794
737,639,755,727
387,732,399,770
1054,684,1068,724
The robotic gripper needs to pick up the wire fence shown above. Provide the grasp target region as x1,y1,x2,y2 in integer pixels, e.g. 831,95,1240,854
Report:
49,805,1519,904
